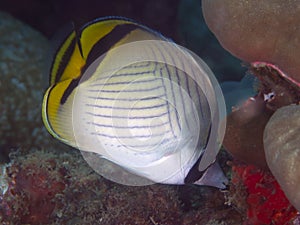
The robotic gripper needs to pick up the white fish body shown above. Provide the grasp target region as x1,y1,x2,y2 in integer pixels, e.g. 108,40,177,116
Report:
71,41,226,186
42,18,227,187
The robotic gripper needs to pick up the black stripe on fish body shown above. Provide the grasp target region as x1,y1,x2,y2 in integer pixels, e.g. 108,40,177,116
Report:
48,19,78,85
58,17,166,105
53,37,77,84
50,17,165,87
79,23,141,82
59,24,139,104
184,154,216,184
73,22,84,58
184,154,205,184
60,23,159,104
184,125,212,184
43,84,63,139
204,124,212,148
60,78,80,104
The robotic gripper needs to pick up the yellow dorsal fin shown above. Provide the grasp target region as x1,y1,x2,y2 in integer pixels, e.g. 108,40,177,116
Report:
79,19,134,59
49,18,140,86
50,30,85,85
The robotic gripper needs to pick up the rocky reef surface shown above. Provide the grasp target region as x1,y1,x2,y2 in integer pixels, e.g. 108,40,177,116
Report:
0,12,63,152
202,0,300,219
0,149,243,225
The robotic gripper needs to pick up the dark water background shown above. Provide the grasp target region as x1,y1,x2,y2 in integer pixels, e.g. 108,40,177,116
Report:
0,0,246,82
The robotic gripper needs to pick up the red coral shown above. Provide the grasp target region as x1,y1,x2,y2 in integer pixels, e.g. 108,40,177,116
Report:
4,158,66,225
231,162,298,225
16,165,65,223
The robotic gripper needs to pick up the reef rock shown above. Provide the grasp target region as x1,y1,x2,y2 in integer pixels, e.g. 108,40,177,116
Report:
202,0,300,82
264,105,300,211
0,148,242,225
0,12,61,150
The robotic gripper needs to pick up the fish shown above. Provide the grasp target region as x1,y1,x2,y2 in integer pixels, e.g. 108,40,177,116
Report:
42,16,227,188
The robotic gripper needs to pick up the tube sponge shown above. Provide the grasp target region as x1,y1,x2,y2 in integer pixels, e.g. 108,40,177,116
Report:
202,0,300,82
263,105,300,211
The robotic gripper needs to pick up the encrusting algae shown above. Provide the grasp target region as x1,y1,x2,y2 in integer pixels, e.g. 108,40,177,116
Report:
0,148,243,225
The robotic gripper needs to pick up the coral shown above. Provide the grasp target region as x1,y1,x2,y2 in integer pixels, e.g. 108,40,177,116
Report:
179,184,242,225
264,105,300,211
202,0,300,83
196,0,300,221
0,11,64,151
221,61,299,168
229,161,298,225
250,62,300,111
0,148,242,225
0,150,68,224
0,149,241,225
222,93,273,169
201,1,300,170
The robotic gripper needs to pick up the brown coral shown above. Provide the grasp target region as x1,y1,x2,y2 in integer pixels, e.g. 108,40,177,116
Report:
222,95,273,169
202,0,300,83
202,0,300,168
264,105,300,211
202,0,300,82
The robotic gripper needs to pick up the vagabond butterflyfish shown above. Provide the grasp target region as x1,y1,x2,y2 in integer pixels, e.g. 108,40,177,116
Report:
42,16,227,187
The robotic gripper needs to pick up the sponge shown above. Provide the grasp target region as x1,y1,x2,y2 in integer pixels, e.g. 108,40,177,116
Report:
202,0,300,82
264,105,300,211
